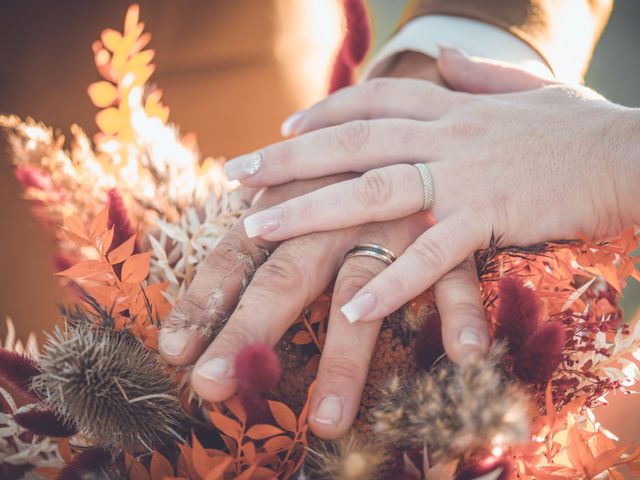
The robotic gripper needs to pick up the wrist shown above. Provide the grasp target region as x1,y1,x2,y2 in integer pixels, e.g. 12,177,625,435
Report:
371,51,445,87
613,108,640,230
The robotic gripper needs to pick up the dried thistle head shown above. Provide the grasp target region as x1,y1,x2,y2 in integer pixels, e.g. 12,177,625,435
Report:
374,344,530,463
33,318,184,452
303,431,387,480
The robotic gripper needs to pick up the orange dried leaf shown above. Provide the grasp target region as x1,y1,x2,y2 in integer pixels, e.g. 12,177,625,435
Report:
63,213,90,241
125,453,151,480
224,396,247,425
124,4,140,34
56,259,110,280
267,400,297,433
150,451,174,480
96,226,115,256
88,81,118,108
101,28,123,52
202,457,233,480
121,251,152,283
108,234,137,264
264,435,293,453
292,330,312,345
96,107,124,135
245,424,285,440
252,467,276,479
233,465,257,480
209,411,242,439
566,422,596,477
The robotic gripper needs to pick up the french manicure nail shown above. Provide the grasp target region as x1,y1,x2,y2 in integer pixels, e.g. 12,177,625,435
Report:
458,327,482,347
437,43,469,58
313,394,343,426
244,206,285,238
159,329,190,356
224,151,263,181
341,292,377,324
198,357,231,383
280,110,306,137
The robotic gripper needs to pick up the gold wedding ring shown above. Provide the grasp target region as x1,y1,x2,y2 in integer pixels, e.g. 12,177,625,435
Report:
414,163,434,211
344,243,396,266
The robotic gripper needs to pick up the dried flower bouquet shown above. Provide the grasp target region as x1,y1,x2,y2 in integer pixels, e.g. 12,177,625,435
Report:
1,4,639,480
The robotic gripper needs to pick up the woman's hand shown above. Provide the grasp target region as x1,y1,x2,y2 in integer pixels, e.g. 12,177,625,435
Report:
226,51,640,323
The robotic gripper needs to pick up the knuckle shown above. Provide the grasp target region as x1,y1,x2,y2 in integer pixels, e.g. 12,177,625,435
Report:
334,266,379,303
357,169,393,205
322,354,364,384
438,118,484,138
408,238,448,269
207,231,263,273
215,321,258,351
251,251,306,294
334,120,371,154
447,299,485,322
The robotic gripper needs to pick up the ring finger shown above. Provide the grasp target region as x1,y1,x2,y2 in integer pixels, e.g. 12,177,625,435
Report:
309,215,427,438
243,164,435,241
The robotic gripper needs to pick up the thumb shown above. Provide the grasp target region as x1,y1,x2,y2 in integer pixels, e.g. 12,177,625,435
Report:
437,45,557,94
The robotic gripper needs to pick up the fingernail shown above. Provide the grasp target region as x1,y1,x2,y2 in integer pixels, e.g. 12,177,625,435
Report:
224,151,263,181
341,292,377,324
280,110,306,137
437,43,468,58
244,206,284,238
458,327,482,348
313,394,343,426
198,357,231,383
159,329,190,356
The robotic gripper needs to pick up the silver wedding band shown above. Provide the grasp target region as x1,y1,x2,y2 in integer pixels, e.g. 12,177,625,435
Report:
344,243,396,266
414,163,434,211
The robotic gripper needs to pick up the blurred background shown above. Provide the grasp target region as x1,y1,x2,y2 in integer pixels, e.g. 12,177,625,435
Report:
1,0,639,447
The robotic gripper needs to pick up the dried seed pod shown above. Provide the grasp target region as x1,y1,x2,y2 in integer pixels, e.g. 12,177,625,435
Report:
33,318,183,452
374,344,530,463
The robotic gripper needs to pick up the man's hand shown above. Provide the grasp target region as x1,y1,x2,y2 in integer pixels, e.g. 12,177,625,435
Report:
159,52,490,439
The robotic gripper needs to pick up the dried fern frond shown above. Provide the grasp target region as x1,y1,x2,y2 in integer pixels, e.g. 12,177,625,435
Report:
33,317,184,452
374,344,530,463
303,432,387,480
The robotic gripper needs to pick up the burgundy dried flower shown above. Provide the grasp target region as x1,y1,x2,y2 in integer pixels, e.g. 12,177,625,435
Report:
235,343,281,424
414,311,445,370
107,188,137,252
0,349,41,401
328,52,354,93
14,165,54,191
341,0,371,67
495,277,541,354
328,0,371,93
514,320,566,384
13,406,77,437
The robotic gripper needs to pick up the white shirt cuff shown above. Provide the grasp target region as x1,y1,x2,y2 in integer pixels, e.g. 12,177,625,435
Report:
362,15,554,81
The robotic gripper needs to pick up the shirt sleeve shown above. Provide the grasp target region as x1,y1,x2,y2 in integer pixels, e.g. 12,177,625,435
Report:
362,14,553,81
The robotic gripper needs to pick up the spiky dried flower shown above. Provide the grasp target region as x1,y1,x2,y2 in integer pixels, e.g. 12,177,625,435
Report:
373,344,530,463
303,432,387,480
32,312,184,452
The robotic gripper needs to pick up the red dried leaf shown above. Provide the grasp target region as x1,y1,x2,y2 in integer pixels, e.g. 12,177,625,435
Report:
202,457,232,480
0,349,41,401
